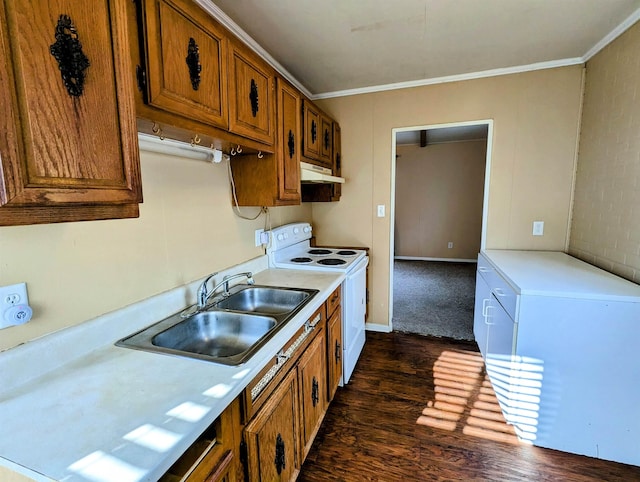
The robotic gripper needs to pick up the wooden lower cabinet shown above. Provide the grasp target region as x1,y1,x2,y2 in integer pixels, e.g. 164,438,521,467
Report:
326,307,343,402
297,328,327,460
161,398,241,482
244,369,300,481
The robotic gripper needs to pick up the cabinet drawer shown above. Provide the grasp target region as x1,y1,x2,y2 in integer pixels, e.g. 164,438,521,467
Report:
477,253,518,320
326,286,341,319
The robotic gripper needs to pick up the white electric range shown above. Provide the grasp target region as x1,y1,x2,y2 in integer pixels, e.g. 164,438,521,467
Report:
266,223,368,384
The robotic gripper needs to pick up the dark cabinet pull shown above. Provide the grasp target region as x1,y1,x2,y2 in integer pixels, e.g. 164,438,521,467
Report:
311,120,317,143
336,152,341,170
185,37,201,91
50,14,90,97
275,433,285,475
288,130,295,159
311,376,319,407
250,79,259,117
335,340,341,362
324,128,330,151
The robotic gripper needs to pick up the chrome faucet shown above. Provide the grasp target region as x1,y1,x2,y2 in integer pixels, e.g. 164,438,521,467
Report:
222,272,255,296
197,272,219,309
196,271,254,309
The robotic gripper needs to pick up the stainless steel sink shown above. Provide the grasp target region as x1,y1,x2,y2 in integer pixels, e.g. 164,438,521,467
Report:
153,311,276,357
116,285,318,365
214,286,312,314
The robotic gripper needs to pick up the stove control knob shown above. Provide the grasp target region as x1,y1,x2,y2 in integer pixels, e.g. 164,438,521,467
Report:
293,227,300,234
303,226,311,233
277,233,285,241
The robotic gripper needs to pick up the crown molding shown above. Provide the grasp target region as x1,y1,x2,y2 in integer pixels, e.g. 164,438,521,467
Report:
312,58,585,100
194,0,313,99
583,7,640,61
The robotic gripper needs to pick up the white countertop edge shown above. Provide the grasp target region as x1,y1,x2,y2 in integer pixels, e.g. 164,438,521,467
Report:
0,257,344,481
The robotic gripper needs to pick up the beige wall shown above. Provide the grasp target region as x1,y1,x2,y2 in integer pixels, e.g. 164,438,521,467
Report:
569,21,640,283
0,151,311,351
394,141,486,260
316,66,584,328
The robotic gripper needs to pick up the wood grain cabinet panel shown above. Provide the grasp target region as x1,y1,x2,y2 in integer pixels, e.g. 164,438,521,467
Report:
139,0,228,129
276,78,301,203
302,100,320,161
297,328,327,460
319,113,333,167
327,306,343,402
0,0,142,225
227,39,274,146
244,369,300,482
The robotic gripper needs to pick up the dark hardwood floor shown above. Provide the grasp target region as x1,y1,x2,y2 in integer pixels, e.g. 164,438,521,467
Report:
299,332,640,481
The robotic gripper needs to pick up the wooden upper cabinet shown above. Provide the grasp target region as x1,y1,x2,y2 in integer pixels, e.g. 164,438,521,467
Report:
276,78,301,203
0,0,142,225
331,122,342,200
302,100,320,160
139,0,228,129
319,113,333,167
227,39,274,146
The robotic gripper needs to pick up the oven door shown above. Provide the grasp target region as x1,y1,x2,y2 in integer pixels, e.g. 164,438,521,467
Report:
342,256,369,384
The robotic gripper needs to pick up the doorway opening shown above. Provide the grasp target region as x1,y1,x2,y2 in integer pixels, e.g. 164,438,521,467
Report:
389,121,492,339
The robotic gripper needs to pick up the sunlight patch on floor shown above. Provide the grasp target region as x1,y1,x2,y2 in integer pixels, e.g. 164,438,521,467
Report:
416,349,520,445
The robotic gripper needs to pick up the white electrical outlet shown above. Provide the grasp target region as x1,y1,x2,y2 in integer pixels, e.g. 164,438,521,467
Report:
254,229,265,247
1,282,28,308
532,221,544,236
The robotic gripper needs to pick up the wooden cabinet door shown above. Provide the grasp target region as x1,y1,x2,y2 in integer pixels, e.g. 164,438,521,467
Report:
302,100,320,160
227,40,274,146
244,369,299,482
140,0,228,129
276,78,301,203
331,122,342,200
319,114,333,167
327,307,343,401
0,0,142,225
297,328,327,459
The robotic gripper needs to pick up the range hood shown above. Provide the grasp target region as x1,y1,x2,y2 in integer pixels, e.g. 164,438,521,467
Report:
300,161,345,184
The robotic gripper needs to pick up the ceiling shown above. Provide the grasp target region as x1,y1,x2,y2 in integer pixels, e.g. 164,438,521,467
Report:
202,0,640,98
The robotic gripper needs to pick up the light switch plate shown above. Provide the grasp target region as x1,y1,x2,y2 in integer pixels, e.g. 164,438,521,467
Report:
377,205,385,217
533,221,544,236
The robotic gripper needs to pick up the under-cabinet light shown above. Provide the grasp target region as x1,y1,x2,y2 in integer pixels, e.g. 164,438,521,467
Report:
138,133,229,163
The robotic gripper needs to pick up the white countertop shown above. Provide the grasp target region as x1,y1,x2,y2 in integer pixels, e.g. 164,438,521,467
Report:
483,250,640,302
0,257,343,481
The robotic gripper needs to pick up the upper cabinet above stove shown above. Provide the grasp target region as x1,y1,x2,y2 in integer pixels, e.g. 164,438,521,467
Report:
0,0,143,226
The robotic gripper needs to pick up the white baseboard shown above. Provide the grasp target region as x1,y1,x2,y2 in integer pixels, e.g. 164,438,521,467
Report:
365,322,392,333
394,256,477,263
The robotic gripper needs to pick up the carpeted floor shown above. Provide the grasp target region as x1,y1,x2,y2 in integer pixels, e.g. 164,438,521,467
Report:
392,259,477,340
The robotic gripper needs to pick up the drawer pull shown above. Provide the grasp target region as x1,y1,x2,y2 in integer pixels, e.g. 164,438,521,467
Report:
251,312,321,401
335,340,341,362
478,266,491,273
493,288,507,297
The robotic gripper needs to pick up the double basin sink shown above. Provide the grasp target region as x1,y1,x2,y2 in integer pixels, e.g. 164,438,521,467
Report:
116,285,318,365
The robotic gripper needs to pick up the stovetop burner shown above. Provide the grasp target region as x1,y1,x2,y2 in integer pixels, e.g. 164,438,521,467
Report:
308,249,332,256
291,257,313,263
336,250,357,256
317,258,347,266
